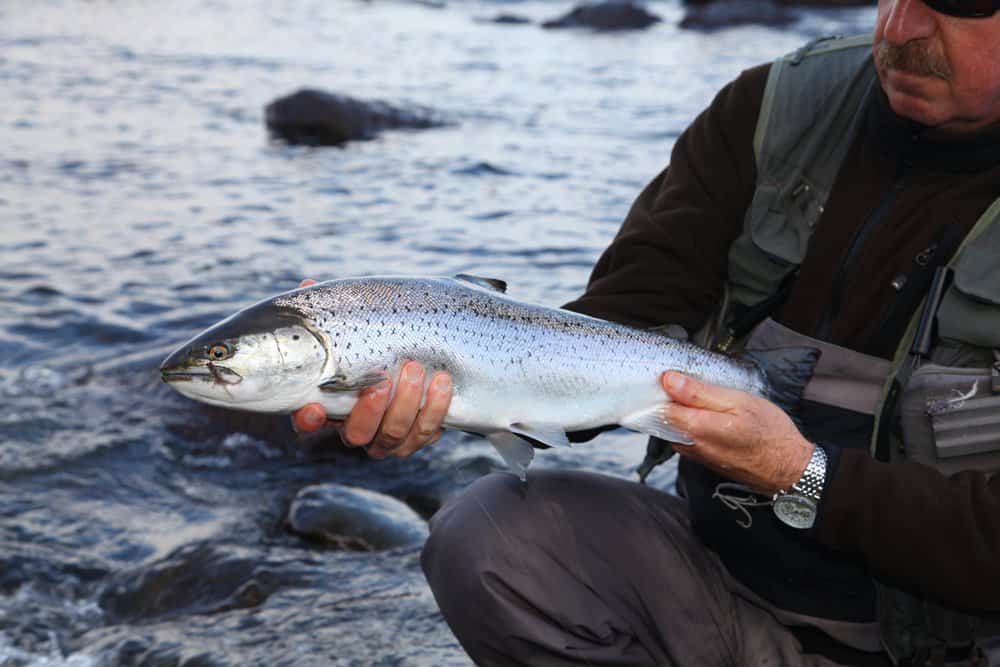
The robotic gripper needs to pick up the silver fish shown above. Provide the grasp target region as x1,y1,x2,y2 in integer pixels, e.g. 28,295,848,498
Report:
160,275,817,478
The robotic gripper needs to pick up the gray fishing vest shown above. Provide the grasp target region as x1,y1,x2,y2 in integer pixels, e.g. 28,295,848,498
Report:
716,34,1000,665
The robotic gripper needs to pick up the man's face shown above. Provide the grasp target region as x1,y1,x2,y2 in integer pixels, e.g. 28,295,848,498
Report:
873,0,1000,133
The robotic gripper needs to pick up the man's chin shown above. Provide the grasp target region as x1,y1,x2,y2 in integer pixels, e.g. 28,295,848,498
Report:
880,72,950,126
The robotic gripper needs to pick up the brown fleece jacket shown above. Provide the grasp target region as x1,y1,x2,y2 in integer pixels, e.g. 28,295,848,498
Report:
563,63,1000,612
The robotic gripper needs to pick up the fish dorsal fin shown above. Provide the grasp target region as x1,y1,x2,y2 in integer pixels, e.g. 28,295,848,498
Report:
454,274,507,293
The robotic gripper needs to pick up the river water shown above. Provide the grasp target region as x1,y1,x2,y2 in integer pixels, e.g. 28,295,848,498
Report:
1,1,875,665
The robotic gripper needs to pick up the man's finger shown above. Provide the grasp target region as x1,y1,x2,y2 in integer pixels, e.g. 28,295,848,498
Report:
373,361,425,450
293,403,328,433
662,372,741,413
395,372,452,457
342,380,392,446
299,278,317,288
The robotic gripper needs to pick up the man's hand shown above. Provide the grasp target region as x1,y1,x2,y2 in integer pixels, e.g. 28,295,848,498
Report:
290,279,453,459
662,371,814,496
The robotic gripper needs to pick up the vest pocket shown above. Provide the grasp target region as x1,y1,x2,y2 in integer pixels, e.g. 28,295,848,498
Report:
728,180,813,307
899,364,1000,476
937,242,1000,348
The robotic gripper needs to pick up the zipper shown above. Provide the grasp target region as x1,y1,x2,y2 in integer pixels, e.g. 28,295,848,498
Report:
815,157,908,341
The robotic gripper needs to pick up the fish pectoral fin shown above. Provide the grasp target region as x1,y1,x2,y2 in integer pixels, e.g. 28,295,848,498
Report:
620,404,694,446
453,274,508,293
509,423,571,449
486,432,535,481
319,372,385,393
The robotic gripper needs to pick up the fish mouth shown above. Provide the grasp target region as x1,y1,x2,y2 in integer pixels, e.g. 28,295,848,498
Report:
161,363,243,386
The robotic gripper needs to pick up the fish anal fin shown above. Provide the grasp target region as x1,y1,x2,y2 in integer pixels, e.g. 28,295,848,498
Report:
509,423,571,449
620,404,693,446
454,274,507,293
319,372,385,393
486,432,535,481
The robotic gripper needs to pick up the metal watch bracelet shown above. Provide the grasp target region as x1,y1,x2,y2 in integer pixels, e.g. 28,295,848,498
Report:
772,445,828,529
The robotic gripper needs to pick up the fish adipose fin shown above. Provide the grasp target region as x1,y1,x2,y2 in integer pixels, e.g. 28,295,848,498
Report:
743,346,820,414
486,432,535,481
510,423,571,449
319,372,385,393
620,405,694,445
454,274,507,293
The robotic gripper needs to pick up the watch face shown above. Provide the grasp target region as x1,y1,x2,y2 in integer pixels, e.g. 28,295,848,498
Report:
773,495,818,530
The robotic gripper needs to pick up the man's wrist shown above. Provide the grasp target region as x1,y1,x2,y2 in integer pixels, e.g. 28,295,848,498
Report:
774,439,816,494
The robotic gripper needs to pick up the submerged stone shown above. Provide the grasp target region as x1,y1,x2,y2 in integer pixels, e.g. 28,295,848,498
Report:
98,543,303,624
287,483,429,551
541,1,662,31
679,0,796,30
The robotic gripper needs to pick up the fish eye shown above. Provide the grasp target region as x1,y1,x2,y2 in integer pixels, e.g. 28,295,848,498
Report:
208,343,232,360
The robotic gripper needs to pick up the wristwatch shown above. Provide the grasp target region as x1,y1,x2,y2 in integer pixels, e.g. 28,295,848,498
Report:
772,445,828,529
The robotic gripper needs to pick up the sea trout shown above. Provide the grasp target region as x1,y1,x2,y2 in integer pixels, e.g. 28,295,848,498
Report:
160,275,817,478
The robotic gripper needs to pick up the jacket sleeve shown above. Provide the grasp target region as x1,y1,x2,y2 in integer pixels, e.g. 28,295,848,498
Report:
816,447,1000,611
562,65,769,331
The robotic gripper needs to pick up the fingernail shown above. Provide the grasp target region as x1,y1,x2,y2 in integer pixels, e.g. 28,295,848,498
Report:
432,374,451,392
402,363,423,385
666,373,685,392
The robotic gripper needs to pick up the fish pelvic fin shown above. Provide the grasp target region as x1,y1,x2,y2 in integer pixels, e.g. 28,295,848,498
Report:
509,423,571,449
486,432,535,481
742,346,820,414
620,405,694,446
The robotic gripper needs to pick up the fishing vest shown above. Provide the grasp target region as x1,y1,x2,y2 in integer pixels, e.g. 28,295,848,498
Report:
714,34,1000,666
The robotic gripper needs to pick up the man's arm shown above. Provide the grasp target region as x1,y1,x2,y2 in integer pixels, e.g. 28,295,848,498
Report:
817,449,1000,612
563,64,769,331
662,370,1000,613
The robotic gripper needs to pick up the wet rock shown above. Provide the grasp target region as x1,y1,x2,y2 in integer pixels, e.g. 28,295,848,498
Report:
684,0,871,6
96,637,227,667
483,13,532,25
679,0,796,30
264,89,443,147
775,0,874,5
98,543,303,624
287,483,428,551
542,1,662,31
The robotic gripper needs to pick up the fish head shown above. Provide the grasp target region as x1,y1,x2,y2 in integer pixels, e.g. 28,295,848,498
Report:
160,299,328,412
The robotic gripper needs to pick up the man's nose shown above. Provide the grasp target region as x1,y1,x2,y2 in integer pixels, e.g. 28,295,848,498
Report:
882,0,938,44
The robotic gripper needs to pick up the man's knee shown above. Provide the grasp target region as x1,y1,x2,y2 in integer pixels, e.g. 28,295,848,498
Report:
420,470,580,600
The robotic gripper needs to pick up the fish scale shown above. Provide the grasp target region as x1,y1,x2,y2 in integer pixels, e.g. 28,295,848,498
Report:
162,275,818,478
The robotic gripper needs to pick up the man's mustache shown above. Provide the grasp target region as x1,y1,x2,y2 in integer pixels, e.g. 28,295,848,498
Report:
874,40,952,80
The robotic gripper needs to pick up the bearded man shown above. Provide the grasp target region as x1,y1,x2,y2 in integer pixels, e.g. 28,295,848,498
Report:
295,1,1000,664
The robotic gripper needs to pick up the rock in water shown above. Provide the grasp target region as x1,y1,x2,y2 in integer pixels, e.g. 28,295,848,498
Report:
679,0,795,30
287,484,429,550
542,1,662,31
264,89,443,147
483,13,533,25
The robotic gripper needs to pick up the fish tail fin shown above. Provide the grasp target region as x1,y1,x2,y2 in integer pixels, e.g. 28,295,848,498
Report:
742,346,820,414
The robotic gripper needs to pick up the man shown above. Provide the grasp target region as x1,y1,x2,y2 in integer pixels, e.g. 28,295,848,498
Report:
294,0,1000,664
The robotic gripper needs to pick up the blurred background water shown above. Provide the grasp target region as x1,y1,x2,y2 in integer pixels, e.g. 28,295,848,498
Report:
0,1,875,665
